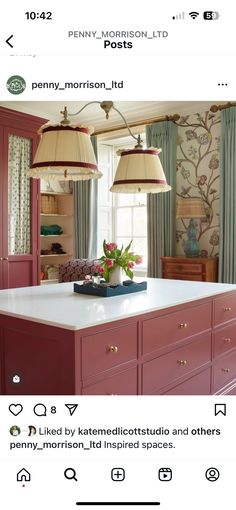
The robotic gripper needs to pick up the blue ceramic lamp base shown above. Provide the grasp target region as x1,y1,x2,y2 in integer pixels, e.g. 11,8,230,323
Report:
184,218,200,258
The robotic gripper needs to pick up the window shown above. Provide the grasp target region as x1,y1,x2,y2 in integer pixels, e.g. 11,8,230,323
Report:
97,135,147,274
97,143,113,254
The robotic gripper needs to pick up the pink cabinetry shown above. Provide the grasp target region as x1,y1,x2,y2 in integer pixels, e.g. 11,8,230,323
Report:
212,292,236,394
142,302,211,356
0,316,76,395
1,291,236,395
163,369,211,395
81,323,138,380
142,333,211,394
82,367,138,395
0,107,45,289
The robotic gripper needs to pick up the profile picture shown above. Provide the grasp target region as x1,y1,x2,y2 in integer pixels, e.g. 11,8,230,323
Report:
28,425,37,436
10,425,21,436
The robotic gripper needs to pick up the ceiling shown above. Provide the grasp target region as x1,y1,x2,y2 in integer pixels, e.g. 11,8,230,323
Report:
0,101,214,135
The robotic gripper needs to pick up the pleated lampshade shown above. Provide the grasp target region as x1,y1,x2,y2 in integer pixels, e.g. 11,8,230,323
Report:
176,198,206,218
110,147,171,193
28,124,102,180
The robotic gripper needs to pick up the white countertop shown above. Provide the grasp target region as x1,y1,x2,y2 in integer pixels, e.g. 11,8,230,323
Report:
0,278,235,331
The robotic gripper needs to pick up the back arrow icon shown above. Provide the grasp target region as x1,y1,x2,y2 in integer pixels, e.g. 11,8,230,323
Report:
6,35,13,48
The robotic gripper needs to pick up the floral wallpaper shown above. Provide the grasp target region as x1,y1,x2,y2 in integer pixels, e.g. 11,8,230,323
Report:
176,110,220,257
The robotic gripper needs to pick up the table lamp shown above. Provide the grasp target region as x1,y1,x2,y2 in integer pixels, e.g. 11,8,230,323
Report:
176,198,206,257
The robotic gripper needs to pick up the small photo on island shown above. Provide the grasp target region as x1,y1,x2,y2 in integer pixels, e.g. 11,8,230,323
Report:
0,100,235,396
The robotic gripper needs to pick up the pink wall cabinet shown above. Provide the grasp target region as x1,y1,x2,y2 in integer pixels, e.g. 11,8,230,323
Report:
0,107,46,289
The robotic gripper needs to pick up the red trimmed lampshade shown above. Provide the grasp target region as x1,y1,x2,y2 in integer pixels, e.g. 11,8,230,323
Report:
28,124,102,180
110,147,171,193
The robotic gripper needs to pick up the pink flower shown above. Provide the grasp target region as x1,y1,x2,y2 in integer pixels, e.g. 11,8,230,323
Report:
105,258,114,268
106,242,117,251
96,265,104,273
135,256,143,265
128,261,135,269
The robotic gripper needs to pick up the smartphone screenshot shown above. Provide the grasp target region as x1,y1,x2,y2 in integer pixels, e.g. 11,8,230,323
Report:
0,1,236,508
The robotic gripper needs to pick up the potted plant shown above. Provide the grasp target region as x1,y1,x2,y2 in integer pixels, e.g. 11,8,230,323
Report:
96,240,143,285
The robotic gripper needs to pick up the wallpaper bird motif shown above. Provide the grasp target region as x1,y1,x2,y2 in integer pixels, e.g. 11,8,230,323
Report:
176,110,220,257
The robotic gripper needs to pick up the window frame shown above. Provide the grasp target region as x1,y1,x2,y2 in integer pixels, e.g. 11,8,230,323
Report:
97,134,147,274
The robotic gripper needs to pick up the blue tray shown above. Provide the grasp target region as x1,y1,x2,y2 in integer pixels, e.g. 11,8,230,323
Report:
73,280,147,297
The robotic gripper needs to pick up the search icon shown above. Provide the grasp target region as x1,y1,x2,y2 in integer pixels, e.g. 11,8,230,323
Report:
64,468,78,482
33,403,47,417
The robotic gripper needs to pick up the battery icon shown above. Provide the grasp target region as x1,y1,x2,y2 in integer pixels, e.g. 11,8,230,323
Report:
203,11,220,20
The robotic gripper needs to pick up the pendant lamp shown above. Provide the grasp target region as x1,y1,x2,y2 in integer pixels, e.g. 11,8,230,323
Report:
110,147,171,193
28,107,102,181
28,102,172,192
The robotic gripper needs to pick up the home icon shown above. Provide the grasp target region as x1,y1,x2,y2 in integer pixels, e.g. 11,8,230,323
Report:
16,468,31,482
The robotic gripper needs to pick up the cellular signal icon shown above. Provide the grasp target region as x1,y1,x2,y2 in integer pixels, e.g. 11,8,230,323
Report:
189,11,199,19
172,12,185,20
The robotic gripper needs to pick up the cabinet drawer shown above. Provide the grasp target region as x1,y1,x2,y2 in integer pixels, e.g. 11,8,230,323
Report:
213,350,236,392
214,293,236,327
163,274,202,281
213,321,236,358
163,262,202,274
142,302,211,356
82,367,138,395
163,368,211,395
143,333,211,394
82,323,137,379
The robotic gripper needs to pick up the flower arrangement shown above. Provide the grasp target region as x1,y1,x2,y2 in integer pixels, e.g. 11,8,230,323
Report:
96,240,143,282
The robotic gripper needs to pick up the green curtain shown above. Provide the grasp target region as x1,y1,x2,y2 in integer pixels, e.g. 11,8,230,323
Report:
219,107,236,283
73,136,98,259
146,121,177,277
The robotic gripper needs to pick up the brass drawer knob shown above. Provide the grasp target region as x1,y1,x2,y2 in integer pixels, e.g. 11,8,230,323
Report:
107,345,118,353
221,368,230,373
224,338,232,343
177,359,187,366
224,307,232,311
0,257,3,261
3,257,9,261
179,322,188,328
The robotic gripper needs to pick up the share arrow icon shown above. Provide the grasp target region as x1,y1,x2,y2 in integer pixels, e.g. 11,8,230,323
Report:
65,404,78,416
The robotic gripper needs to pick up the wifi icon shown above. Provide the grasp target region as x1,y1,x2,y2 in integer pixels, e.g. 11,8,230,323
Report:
189,11,199,19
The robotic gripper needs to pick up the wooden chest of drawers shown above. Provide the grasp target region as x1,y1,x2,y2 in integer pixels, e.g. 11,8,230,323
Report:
161,256,218,282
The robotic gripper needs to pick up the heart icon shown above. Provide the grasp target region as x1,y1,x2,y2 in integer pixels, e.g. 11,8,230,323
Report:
9,404,23,416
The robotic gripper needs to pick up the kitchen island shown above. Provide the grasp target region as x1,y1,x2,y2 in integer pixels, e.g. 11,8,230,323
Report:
0,278,236,395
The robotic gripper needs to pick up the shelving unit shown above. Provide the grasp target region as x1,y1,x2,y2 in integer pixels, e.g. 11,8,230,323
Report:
40,191,74,284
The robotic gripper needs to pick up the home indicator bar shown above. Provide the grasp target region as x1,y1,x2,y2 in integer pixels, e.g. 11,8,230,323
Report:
76,503,161,506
